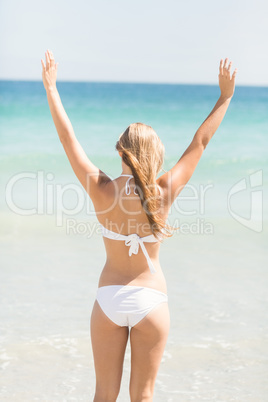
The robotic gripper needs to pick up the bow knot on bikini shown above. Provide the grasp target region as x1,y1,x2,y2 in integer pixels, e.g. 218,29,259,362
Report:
125,234,141,256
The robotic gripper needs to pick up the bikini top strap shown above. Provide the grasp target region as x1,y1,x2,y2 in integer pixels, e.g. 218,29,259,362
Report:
120,174,138,195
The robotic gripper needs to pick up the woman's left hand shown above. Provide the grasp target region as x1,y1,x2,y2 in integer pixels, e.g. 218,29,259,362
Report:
41,50,58,91
218,58,237,100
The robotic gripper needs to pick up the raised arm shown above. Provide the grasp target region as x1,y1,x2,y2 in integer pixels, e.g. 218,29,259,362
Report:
41,50,111,202
157,58,238,207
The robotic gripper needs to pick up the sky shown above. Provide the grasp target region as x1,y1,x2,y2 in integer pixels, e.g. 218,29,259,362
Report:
0,0,267,86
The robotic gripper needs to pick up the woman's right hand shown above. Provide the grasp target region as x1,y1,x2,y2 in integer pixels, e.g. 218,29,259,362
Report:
41,50,58,92
218,58,237,100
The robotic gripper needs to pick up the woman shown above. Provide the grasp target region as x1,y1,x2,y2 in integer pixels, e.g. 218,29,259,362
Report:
41,50,237,401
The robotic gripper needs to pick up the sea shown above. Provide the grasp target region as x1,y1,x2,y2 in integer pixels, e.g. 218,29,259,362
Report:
0,80,267,401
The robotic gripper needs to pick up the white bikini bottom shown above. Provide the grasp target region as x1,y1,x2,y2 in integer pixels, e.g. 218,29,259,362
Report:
96,285,168,328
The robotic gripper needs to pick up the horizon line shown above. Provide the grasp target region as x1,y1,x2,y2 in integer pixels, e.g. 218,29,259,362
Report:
0,78,267,88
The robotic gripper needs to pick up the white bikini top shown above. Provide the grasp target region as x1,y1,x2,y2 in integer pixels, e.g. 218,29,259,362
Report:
100,174,159,275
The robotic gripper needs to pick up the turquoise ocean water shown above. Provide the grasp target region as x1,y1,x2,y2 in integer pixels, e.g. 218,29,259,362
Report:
0,81,267,401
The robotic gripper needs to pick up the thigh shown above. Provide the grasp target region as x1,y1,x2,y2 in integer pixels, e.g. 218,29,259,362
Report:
129,302,170,400
90,300,129,395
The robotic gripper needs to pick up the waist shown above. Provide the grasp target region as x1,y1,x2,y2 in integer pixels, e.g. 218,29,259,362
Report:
98,261,167,294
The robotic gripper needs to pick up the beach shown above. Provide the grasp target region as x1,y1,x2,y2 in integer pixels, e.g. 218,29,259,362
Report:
0,80,267,401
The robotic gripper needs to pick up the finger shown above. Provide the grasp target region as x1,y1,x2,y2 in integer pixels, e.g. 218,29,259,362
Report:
223,58,229,77
41,59,45,71
48,49,54,59
219,59,224,75
49,50,55,66
45,51,50,69
227,61,233,79
223,57,229,69
232,68,238,80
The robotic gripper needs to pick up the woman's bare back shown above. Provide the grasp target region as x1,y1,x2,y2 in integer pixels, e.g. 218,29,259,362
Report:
95,175,169,293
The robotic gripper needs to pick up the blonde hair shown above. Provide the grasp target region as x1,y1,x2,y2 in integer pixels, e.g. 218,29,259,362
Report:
115,122,175,239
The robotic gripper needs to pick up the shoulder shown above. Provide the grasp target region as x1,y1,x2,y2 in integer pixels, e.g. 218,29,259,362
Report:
90,176,119,209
